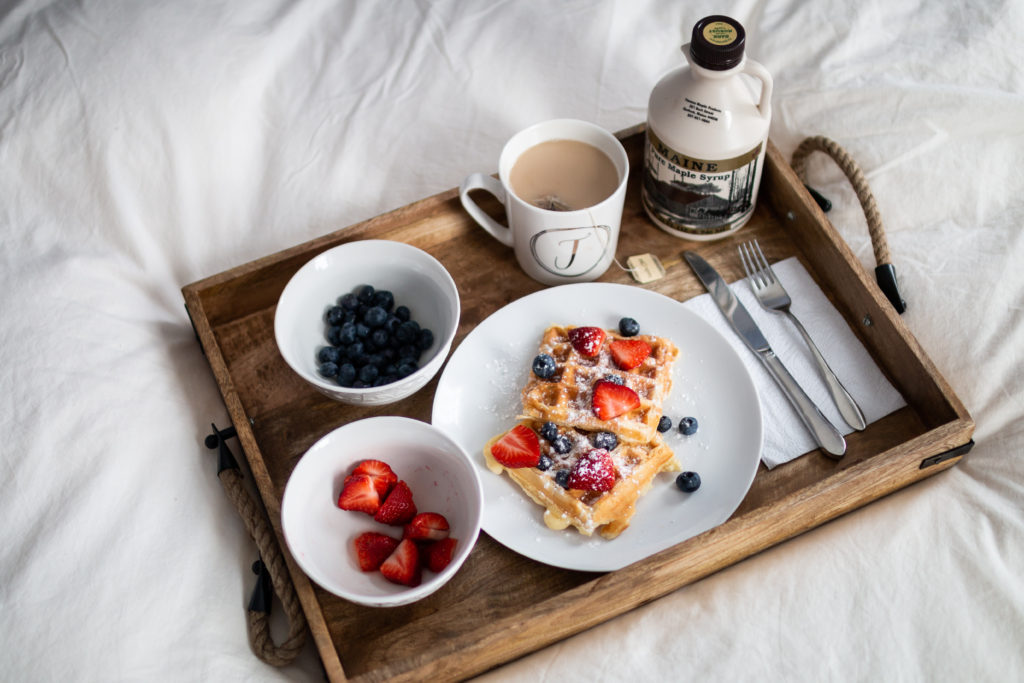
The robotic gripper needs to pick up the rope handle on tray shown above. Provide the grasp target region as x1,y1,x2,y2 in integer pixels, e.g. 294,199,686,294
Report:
207,424,307,667
790,135,907,313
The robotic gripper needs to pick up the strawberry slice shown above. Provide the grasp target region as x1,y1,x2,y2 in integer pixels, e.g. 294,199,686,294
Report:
490,424,541,469
609,339,652,370
422,537,458,573
403,512,450,542
351,459,398,498
373,480,418,525
380,538,422,587
352,532,399,572
568,448,617,492
568,326,606,357
591,380,640,420
337,473,380,515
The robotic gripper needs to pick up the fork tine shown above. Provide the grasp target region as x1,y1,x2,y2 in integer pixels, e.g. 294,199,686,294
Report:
751,239,776,284
738,241,761,288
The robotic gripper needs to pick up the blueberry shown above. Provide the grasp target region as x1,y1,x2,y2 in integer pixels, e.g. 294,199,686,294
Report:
532,353,556,379
317,361,339,378
325,306,345,325
337,322,357,345
416,328,434,351
352,380,368,388
337,363,356,386
657,415,672,433
358,364,379,384
317,346,341,364
338,293,359,310
619,317,640,337
354,322,370,339
678,416,699,436
382,374,398,385
365,353,386,369
355,284,375,303
537,454,553,471
396,320,420,343
394,305,411,322
594,431,617,451
384,315,401,334
540,421,559,442
346,340,365,358
371,290,395,311
675,471,701,492
370,328,389,348
372,376,388,387
397,360,418,378
554,469,571,488
326,325,344,346
364,306,387,328
551,434,571,454
602,374,625,386
398,344,419,361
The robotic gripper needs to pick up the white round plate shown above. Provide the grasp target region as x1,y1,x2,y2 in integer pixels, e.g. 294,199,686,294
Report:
431,282,762,572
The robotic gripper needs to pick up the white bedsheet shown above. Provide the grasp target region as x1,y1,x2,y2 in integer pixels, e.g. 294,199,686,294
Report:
2,1,1022,680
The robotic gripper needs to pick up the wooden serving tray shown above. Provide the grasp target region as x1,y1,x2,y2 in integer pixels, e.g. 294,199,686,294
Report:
182,124,974,682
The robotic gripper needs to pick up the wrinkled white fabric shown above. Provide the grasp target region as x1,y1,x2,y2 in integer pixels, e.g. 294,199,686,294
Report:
1,1,1021,681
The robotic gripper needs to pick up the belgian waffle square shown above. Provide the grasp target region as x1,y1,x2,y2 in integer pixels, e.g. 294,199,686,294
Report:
521,325,680,444
484,420,680,539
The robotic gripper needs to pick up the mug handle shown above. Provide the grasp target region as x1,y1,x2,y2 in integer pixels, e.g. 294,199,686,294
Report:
459,173,514,247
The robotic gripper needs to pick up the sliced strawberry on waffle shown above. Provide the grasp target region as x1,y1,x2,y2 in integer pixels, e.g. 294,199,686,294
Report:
422,537,458,573
403,512,450,542
591,379,640,420
380,538,421,587
490,424,541,468
350,459,398,499
352,532,399,572
374,480,418,525
568,326,606,357
568,448,617,492
337,473,380,515
609,339,652,370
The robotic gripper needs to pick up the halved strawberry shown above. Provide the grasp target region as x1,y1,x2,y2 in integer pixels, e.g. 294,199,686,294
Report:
351,459,398,499
490,424,541,469
403,512,450,542
568,448,617,492
591,380,640,420
568,326,606,357
352,532,399,572
337,473,380,515
380,538,422,587
373,480,417,525
609,339,652,370
422,537,458,573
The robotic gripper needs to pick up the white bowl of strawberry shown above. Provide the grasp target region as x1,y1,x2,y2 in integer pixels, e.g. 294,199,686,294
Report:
280,416,483,607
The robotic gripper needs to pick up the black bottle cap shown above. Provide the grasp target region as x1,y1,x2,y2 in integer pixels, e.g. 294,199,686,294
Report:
690,15,746,71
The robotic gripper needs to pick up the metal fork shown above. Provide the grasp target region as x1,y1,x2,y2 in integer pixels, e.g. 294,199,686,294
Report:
738,240,867,431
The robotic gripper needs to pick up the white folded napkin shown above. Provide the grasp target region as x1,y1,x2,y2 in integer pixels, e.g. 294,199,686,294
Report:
680,256,906,469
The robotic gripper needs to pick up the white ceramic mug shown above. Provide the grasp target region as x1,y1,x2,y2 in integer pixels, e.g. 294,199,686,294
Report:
458,119,629,285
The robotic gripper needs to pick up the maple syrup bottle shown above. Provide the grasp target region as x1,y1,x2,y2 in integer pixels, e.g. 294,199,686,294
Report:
643,15,773,240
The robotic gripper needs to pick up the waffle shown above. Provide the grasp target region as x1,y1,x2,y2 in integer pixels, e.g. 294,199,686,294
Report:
484,420,680,538
521,326,679,444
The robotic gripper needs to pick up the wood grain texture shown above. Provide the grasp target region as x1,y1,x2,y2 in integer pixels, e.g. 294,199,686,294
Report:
182,127,974,682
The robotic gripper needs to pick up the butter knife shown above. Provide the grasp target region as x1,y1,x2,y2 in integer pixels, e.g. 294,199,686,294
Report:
683,251,846,458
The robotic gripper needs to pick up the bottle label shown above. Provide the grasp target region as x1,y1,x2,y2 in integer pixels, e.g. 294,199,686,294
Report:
642,127,763,236
702,22,738,46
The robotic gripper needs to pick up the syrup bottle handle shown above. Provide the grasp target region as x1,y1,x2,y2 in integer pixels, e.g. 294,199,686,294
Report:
743,58,773,120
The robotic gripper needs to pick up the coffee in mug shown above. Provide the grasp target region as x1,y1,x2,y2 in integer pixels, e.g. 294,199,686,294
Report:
509,139,620,212
459,119,629,286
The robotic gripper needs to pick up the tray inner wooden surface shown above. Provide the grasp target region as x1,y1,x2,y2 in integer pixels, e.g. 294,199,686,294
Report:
184,128,972,682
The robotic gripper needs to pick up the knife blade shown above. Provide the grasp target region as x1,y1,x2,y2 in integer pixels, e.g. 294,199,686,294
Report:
683,251,846,458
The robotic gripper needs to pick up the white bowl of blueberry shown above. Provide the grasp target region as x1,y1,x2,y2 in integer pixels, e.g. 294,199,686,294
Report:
274,239,460,405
